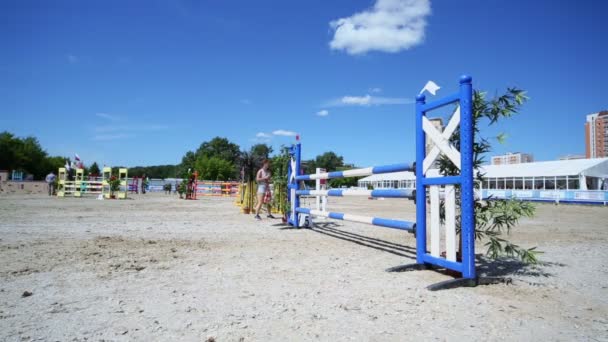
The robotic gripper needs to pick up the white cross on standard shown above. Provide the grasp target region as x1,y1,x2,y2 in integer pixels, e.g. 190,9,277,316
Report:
422,106,462,174
289,158,297,182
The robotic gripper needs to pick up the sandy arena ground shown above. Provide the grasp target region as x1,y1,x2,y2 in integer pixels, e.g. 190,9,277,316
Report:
0,193,607,341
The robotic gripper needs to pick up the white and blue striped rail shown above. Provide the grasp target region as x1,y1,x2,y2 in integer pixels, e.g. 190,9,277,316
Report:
296,189,414,199
295,208,415,232
295,163,414,181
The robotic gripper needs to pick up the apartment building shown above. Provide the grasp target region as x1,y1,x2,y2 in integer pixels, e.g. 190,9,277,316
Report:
491,152,534,165
585,111,608,158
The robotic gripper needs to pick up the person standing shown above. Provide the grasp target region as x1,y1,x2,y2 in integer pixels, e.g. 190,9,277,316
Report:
45,172,56,196
141,173,147,194
254,160,275,220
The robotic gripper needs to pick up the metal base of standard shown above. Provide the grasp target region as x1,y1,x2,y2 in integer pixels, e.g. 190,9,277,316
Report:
386,263,513,291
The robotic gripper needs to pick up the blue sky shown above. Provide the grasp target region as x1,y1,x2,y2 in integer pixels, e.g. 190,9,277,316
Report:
1,0,606,167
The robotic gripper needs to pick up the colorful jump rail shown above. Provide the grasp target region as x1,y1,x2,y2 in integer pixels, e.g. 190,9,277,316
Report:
196,181,240,197
287,75,476,289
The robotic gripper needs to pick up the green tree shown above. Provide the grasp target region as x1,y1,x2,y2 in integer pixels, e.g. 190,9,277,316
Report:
0,132,49,179
88,162,101,176
314,152,344,172
196,137,241,165
195,156,235,181
250,143,273,162
271,146,291,215
0,132,19,171
180,151,197,174
438,88,538,263
44,156,67,174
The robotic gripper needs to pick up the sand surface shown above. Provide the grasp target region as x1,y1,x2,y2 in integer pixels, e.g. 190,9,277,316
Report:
0,193,607,341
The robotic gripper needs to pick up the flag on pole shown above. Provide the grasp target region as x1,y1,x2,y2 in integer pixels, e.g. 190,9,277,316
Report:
419,80,441,96
65,160,71,171
74,153,84,168
296,134,300,141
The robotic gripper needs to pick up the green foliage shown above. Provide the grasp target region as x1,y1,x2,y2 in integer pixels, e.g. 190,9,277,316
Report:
239,151,257,183
179,137,242,180
0,131,68,179
128,164,179,179
88,162,101,176
475,199,540,263
250,143,273,161
271,146,291,214
437,88,539,263
177,181,187,196
303,151,357,188
194,156,235,181
180,151,197,175
309,151,344,173
196,137,241,165
107,174,121,194
44,156,67,175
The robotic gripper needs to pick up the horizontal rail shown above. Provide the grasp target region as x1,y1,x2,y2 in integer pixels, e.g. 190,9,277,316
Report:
422,254,463,273
420,92,460,112
296,208,415,232
296,163,414,181
297,189,414,199
422,176,462,186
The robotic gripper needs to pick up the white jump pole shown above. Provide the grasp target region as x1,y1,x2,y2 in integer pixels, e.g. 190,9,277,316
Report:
315,168,327,216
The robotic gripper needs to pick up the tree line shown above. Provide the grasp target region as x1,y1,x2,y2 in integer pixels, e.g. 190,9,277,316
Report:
0,131,359,186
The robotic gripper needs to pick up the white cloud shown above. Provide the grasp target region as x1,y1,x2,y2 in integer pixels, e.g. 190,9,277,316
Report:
342,95,372,106
95,124,168,133
91,117,169,141
95,113,120,121
93,134,132,141
272,130,298,137
369,87,382,93
329,0,431,55
67,54,79,63
325,95,413,107
316,110,329,117
256,132,271,138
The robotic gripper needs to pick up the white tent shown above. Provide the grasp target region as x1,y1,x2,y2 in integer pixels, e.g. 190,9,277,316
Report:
479,158,608,190
358,158,608,190
358,171,415,189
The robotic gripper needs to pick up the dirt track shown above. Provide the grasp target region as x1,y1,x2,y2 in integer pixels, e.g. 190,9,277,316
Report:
1,194,607,341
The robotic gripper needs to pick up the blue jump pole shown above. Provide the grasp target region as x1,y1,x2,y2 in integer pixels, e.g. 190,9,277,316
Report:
415,93,427,266
459,75,476,279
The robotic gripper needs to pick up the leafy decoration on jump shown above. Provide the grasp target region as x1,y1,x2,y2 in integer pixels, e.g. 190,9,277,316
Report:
438,88,540,263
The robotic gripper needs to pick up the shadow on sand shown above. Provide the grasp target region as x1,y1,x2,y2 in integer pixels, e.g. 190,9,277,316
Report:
272,221,562,282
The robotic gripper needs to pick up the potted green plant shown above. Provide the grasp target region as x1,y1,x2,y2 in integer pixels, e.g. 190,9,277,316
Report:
239,151,257,214
177,181,186,199
271,147,291,222
108,175,120,199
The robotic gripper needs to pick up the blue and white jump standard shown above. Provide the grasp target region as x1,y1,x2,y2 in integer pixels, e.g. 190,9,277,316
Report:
287,75,477,289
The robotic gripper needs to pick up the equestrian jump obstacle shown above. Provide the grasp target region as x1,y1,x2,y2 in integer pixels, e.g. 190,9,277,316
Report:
57,166,128,199
197,181,240,197
287,75,476,288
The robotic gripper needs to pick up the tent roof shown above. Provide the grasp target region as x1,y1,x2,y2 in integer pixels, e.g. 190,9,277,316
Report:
358,158,608,182
479,157,608,178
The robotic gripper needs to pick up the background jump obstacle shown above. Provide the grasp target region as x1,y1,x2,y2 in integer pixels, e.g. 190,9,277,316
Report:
287,75,476,288
57,166,128,199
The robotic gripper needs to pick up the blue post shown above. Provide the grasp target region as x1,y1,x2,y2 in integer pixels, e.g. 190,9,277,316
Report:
459,75,476,279
415,93,427,265
286,147,294,225
294,143,302,228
